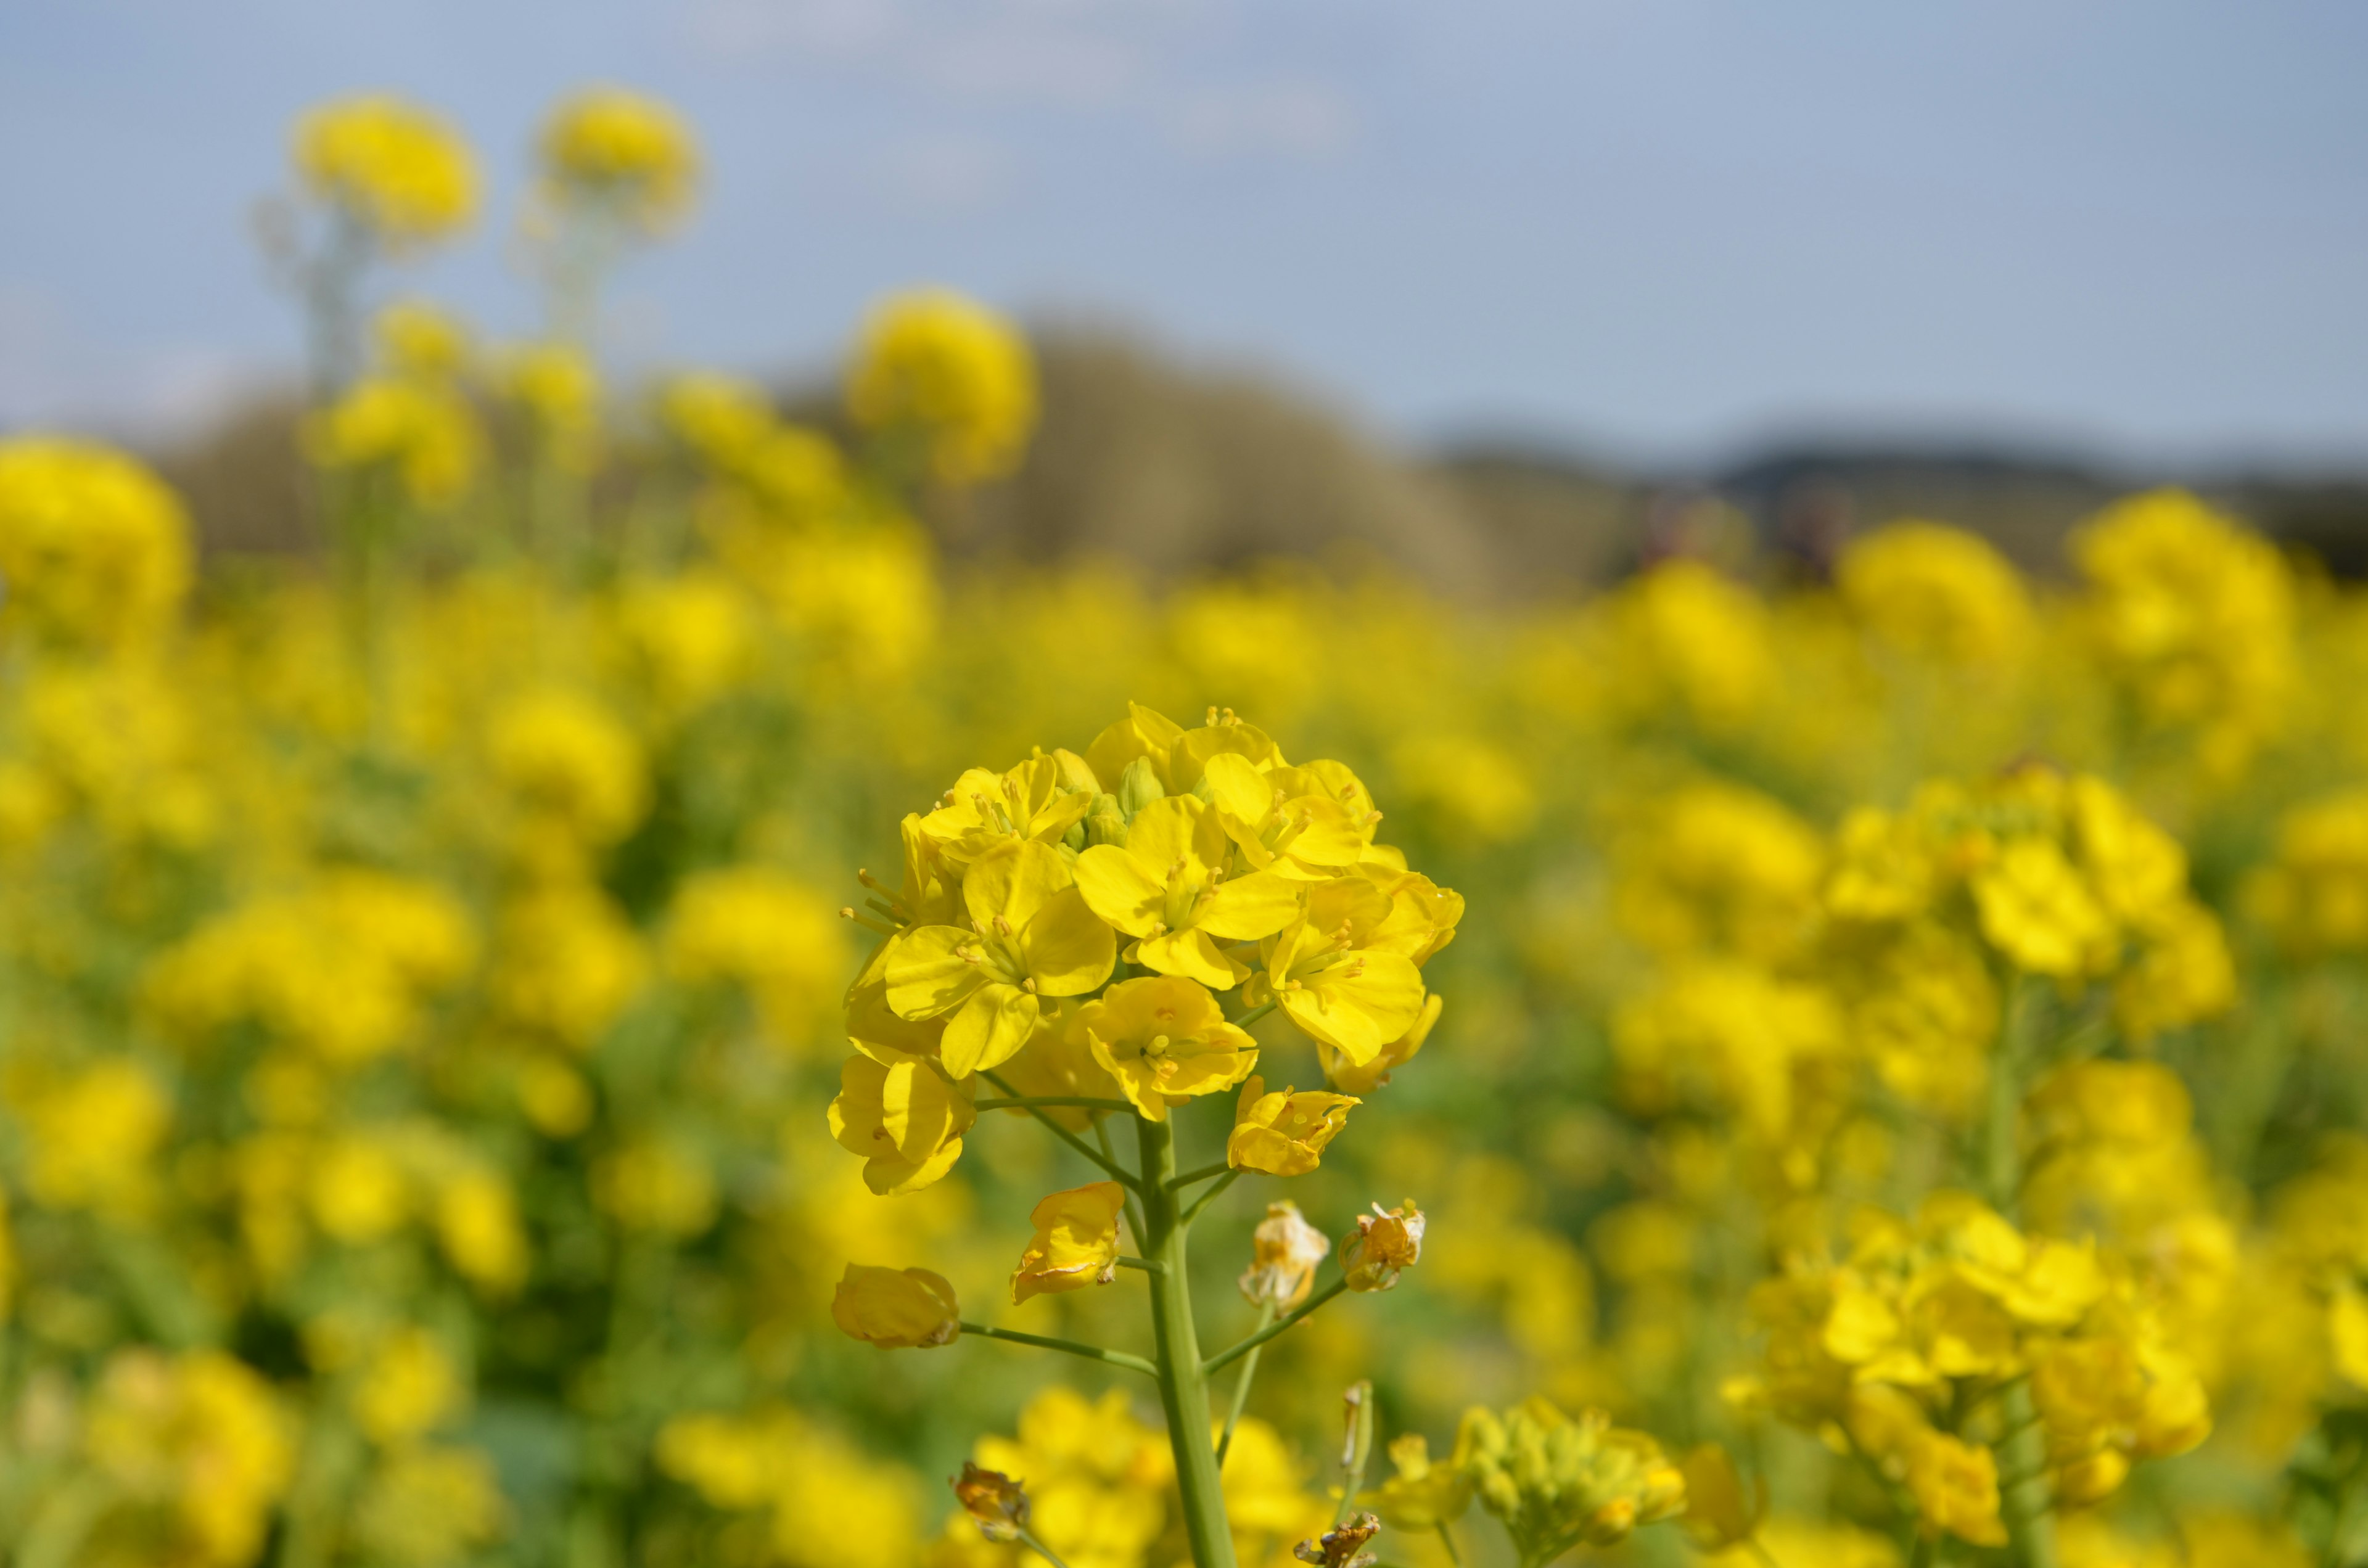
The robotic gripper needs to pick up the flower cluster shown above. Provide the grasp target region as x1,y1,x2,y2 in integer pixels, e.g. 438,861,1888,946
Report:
1740,1194,2211,1543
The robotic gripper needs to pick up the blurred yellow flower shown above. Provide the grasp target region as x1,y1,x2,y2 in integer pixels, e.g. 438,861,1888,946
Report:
294,93,479,244
847,288,1038,484
0,436,192,649
308,374,482,507
538,86,700,231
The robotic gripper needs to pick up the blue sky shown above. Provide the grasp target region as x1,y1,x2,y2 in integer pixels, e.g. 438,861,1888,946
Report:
3,0,2365,465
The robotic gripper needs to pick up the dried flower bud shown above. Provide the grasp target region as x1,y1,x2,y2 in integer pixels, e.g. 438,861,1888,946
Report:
1339,1200,1426,1293
1293,1512,1381,1568
1240,1201,1331,1309
952,1462,1030,1542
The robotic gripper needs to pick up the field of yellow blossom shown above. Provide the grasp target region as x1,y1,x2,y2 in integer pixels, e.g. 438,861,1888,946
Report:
7,85,2368,1568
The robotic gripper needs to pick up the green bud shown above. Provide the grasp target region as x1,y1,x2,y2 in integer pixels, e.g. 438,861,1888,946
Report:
1084,794,1128,848
1117,757,1162,819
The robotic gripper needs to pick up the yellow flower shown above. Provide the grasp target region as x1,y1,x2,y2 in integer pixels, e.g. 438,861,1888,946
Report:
308,374,482,507
1364,1434,1473,1532
487,687,649,850
846,288,1038,483
888,840,1116,1077
1677,1443,1766,1553
660,372,777,469
1339,1201,1425,1293
1256,877,1429,1066
353,1325,465,1443
915,753,1097,870
664,865,846,1048
2073,487,2295,765
1227,1075,1358,1176
1904,1429,2006,1546
495,340,602,467
1201,752,1375,882
1012,1181,1127,1304
294,93,479,244
1320,991,1442,1095
1077,974,1259,1120
436,1170,530,1295
828,1046,978,1195
1073,794,1304,988
538,86,700,230
374,298,472,379
832,1263,961,1348
1240,1201,1332,1310
84,1348,296,1568
1836,520,2033,666
310,1134,411,1241
1972,837,2115,977
0,437,192,649
352,1446,509,1566
593,1137,718,1236
15,1057,171,1215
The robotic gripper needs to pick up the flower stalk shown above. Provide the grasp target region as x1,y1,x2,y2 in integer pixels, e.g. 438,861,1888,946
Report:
1135,1112,1240,1568
1984,975,2060,1568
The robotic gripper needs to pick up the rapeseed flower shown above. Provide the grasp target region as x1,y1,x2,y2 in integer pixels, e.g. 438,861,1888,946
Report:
1011,1181,1126,1303
295,94,479,245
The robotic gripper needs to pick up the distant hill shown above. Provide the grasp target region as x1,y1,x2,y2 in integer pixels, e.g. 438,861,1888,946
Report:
145,326,2368,591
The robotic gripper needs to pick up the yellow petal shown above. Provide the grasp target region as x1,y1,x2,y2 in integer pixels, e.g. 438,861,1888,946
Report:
942,983,1040,1078
1135,927,1246,989
1197,869,1304,941
1281,953,1426,1064
883,926,987,1020
1073,845,1166,938
963,840,1070,932
1021,887,1117,996
1125,794,1219,871
1203,751,1275,833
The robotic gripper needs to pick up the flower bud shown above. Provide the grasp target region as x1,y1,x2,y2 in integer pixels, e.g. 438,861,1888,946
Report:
1117,756,1162,820
952,1462,1030,1542
1339,1201,1425,1293
1083,792,1130,847
1240,1201,1331,1309
830,1263,960,1348
1293,1512,1380,1568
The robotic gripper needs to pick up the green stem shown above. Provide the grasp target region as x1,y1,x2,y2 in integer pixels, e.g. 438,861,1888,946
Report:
956,1322,1156,1378
1182,1170,1240,1227
1016,1526,1077,1568
1097,1113,1150,1245
1215,1301,1276,1466
1116,1256,1165,1275
1230,999,1278,1029
1135,1114,1240,1568
1984,975,2059,1568
1203,1277,1350,1375
975,1097,1135,1113
985,1073,1143,1190
1168,1160,1234,1191
1335,1381,1375,1526
1435,1524,1465,1567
